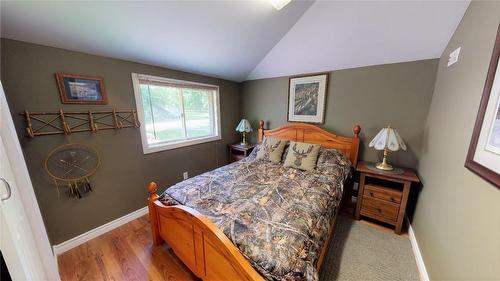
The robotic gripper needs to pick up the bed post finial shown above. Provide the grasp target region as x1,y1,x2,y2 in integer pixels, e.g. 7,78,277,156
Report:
148,182,158,198
147,182,162,245
351,125,361,169
353,125,361,138
258,120,265,143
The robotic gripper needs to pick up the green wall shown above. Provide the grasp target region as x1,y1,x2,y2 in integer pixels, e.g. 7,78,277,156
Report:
1,39,241,245
242,60,439,169
412,2,500,279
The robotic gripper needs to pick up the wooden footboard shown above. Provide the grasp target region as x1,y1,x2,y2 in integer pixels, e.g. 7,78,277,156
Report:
147,182,264,281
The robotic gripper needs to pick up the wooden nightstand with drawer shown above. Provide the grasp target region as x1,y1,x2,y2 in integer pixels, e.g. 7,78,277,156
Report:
228,143,256,163
355,161,420,234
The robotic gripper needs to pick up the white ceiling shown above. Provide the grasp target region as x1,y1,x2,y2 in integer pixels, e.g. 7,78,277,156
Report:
0,1,313,81
1,1,469,82
248,1,470,80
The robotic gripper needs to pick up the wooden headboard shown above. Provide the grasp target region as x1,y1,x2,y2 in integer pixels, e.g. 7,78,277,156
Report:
258,120,361,168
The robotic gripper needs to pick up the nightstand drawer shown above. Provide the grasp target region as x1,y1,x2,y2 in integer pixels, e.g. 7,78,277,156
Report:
364,184,402,203
360,196,399,225
231,154,245,162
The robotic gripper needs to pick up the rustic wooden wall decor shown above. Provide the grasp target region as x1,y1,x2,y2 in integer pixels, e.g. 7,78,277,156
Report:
20,109,140,138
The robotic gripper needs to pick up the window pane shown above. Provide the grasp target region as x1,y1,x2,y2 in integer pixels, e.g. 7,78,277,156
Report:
140,84,155,141
140,84,184,143
183,88,212,139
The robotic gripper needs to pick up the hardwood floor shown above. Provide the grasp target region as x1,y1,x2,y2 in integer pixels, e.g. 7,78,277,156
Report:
57,213,406,281
57,215,197,281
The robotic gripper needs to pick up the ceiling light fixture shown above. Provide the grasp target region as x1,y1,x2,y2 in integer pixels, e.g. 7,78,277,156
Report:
269,0,292,11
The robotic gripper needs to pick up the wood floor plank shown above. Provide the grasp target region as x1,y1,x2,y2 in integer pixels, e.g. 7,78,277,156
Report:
88,235,123,281
109,230,149,281
129,216,195,281
127,223,169,280
58,215,197,281
72,242,103,281
58,251,78,281
130,229,173,280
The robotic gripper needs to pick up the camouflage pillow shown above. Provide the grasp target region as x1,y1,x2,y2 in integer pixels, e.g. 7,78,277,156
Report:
247,144,260,159
283,141,321,171
255,137,288,163
316,147,352,178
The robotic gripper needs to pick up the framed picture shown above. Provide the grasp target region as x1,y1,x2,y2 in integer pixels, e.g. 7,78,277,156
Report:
287,73,329,123
55,73,108,104
465,24,500,189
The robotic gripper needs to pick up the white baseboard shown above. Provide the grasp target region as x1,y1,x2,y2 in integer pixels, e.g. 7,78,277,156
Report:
52,206,148,256
406,216,430,281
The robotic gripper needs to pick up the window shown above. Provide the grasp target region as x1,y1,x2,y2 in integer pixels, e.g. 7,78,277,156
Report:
132,73,221,153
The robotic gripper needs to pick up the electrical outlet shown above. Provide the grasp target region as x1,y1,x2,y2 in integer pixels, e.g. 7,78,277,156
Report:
183,171,189,180
447,47,461,67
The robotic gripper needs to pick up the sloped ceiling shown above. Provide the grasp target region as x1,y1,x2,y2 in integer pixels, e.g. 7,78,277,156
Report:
1,1,469,82
248,1,470,80
0,1,313,81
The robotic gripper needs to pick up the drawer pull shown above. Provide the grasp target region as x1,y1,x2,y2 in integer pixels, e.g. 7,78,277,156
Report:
370,192,374,197
390,197,395,202
377,208,382,213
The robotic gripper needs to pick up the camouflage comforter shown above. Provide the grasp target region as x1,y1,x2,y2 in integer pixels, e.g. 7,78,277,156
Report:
159,148,351,281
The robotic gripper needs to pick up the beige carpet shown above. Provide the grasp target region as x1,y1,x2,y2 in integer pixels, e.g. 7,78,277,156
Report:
319,216,419,281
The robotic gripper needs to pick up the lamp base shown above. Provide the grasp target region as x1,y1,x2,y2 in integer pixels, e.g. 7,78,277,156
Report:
375,162,394,171
375,148,394,171
240,131,248,146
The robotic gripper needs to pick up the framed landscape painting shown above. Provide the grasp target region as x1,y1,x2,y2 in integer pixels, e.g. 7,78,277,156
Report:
56,73,108,104
465,24,500,189
287,73,328,123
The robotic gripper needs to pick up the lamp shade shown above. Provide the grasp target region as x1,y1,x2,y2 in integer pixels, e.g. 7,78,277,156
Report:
369,126,407,152
235,119,253,133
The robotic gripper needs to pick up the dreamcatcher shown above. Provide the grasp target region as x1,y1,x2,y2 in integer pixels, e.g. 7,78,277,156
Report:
44,143,100,199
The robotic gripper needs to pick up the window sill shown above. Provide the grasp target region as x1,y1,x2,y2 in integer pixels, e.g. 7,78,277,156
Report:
142,135,221,154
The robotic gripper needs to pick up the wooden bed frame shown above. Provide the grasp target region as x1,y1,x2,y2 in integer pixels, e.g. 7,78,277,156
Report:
147,121,360,281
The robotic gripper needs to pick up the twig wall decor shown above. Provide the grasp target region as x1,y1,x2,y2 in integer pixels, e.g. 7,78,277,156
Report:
20,108,140,138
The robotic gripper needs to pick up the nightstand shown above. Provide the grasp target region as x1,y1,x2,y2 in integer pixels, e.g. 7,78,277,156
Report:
355,161,420,234
228,143,256,163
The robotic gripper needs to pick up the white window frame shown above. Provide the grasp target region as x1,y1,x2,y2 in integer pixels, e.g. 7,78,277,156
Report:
131,73,221,154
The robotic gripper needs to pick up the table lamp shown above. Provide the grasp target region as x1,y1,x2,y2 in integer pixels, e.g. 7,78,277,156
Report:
369,126,407,171
235,119,252,145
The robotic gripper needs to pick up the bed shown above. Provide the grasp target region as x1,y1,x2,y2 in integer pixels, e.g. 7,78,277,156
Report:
146,121,360,281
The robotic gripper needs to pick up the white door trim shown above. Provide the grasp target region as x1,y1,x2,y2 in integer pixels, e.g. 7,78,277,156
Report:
0,82,60,280
53,207,148,256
